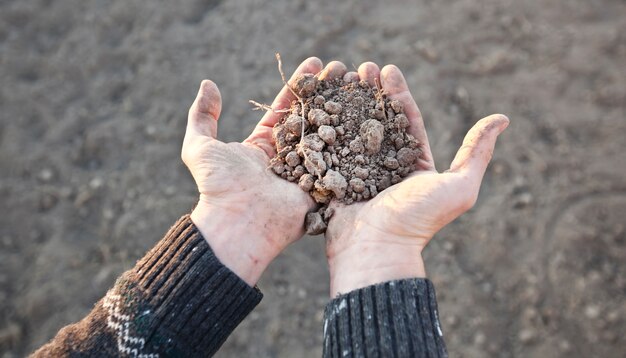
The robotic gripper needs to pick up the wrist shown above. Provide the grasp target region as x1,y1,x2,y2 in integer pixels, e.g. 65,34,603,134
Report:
190,199,280,287
327,231,427,298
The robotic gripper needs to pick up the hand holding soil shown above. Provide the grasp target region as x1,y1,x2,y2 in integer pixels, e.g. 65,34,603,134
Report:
322,63,509,297
184,58,324,286
266,59,509,296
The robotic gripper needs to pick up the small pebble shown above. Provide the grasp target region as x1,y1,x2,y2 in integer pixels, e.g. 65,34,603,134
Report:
272,163,285,174
390,100,403,113
360,119,385,154
285,151,301,167
318,125,337,145
303,151,327,177
384,157,400,170
310,189,331,204
324,101,343,114
395,113,409,129
293,165,305,178
321,169,348,199
397,147,419,166
323,152,333,168
350,178,366,193
298,174,315,191
349,137,365,153
369,108,385,120
308,109,331,126
284,115,307,135
394,137,405,150
294,74,318,97
354,167,369,179
302,134,325,152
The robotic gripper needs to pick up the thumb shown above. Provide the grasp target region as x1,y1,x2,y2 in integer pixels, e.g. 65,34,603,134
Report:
448,114,509,185
187,80,222,139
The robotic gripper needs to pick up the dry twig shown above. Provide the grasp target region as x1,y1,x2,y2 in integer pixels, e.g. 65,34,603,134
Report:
248,100,290,113
275,53,308,150
374,77,388,121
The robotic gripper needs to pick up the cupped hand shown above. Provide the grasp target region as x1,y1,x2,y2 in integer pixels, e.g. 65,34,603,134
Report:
184,57,331,286
325,62,509,297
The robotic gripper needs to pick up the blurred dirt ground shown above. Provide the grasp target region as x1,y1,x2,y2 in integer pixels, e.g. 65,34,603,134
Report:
1,0,625,357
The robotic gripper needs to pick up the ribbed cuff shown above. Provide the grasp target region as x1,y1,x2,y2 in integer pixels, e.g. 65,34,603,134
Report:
115,215,263,356
323,278,448,358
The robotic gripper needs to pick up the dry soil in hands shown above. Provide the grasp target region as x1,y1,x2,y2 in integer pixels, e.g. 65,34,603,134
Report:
270,74,423,234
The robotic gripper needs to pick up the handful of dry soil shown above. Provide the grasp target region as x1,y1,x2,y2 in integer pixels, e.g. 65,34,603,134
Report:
269,74,423,234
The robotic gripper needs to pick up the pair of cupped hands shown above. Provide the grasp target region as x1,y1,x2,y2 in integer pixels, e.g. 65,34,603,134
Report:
183,57,509,297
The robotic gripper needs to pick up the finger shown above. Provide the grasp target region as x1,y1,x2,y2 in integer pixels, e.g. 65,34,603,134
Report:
318,61,348,81
187,79,222,139
343,71,359,83
256,57,323,129
448,114,510,184
380,65,435,169
357,62,380,87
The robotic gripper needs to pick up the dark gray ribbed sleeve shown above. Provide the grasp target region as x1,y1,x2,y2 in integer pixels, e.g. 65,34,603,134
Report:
32,215,263,357
323,279,448,358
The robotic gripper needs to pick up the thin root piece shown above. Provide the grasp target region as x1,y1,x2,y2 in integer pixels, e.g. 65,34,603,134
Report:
274,53,310,161
374,77,387,121
276,53,301,100
248,100,291,113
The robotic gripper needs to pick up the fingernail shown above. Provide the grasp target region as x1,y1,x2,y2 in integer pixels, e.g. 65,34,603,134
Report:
496,114,510,134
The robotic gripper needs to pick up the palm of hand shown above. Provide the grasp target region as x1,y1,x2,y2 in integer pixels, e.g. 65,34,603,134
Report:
324,62,508,262
186,137,312,250
182,58,324,256
327,170,473,256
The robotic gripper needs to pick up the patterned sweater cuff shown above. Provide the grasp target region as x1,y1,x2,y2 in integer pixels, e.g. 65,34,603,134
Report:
323,278,448,358
106,215,263,356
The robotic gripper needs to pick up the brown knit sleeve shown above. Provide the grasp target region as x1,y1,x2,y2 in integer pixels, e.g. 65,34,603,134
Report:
31,215,263,357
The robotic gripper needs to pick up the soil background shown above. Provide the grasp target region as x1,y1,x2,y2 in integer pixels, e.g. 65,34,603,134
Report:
1,0,625,357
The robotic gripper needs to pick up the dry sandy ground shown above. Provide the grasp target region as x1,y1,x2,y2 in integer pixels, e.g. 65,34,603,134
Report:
1,0,625,357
